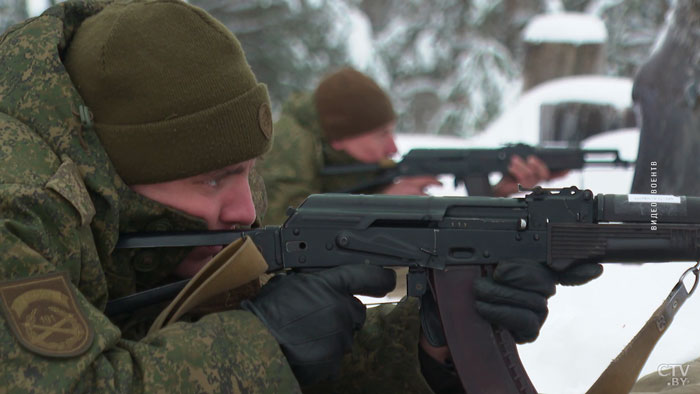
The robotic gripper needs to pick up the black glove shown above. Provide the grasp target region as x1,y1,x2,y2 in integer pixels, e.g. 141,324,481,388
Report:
474,260,603,343
241,265,396,385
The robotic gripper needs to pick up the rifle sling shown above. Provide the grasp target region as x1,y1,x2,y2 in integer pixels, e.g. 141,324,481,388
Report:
586,273,693,394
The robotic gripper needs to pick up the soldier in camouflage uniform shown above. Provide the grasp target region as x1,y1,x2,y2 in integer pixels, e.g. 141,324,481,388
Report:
0,1,451,391
257,68,444,225
0,0,303,391
258,67,561,225
0,1,600,392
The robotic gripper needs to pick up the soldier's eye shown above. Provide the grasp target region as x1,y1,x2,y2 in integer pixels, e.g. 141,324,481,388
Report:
204,179,219,187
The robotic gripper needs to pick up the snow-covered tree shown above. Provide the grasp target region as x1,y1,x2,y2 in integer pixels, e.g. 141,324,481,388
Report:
190,0,380,112
590,0,673,77
174,0,675,137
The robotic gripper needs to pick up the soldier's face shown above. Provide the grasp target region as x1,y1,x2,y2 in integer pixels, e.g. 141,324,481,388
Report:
130,159,257,277
330,122,398,163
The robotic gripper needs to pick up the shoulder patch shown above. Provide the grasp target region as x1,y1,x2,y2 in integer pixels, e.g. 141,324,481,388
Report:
0,273,94,358
45,158,96,226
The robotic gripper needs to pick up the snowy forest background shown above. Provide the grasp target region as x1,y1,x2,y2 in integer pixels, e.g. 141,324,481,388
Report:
1,0,672,138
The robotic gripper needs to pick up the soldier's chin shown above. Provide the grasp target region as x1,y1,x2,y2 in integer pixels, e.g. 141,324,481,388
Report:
175,248,217,278
175,256,211,278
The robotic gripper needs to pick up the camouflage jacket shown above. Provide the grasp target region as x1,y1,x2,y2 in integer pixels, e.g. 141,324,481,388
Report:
258,93,383,225
0,1,298,392
0,2,434,393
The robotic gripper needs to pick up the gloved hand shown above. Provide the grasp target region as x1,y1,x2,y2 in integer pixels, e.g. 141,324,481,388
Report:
241,264,396,385
474,260,603,343
419,261,603,347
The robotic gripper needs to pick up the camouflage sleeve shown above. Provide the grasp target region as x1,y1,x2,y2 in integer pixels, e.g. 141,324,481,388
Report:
257,114,323,225
303,298,436,394
0,116,300,393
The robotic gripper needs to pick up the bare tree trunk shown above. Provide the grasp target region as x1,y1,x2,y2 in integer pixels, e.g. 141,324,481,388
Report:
522,12,607,91
630,0,700,195
523,41,606,90
0,0,26,34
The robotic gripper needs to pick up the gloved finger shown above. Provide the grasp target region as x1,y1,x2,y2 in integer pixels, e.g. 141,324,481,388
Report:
348,296,368,332
255,272,286,294
474,301,546,344
492,260,557,297
320,264,396,297
474,278,549,314
558,263,604,286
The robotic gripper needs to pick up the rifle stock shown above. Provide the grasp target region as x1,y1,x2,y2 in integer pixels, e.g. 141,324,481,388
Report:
112,187,699,393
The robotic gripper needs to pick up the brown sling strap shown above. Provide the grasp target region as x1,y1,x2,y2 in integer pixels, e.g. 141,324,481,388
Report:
586,263,699,394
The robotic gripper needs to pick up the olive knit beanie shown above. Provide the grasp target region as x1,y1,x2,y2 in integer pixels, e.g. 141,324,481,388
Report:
314,67,395,142
64,0,273,184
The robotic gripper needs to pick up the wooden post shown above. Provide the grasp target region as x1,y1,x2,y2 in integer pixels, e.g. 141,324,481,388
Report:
522,13,607,91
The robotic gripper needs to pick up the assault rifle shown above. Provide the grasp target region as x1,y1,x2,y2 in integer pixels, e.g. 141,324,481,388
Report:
111,187,699,393
321,143,633,195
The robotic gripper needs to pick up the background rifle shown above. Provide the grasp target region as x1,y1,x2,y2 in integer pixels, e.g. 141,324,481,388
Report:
320,143,633,196
112,187,699,393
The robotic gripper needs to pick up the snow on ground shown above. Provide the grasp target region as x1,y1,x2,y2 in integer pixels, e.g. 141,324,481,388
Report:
384,80,700,392
523,12,608,44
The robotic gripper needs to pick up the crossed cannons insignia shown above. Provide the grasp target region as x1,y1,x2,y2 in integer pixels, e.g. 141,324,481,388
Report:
0,273,93,357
